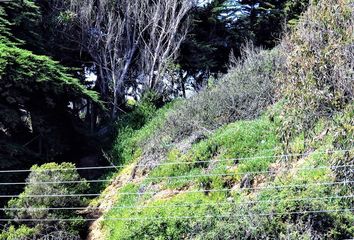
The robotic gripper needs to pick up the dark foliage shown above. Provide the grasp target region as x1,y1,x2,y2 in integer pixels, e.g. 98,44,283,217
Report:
0,1,101,219
179,0,310,87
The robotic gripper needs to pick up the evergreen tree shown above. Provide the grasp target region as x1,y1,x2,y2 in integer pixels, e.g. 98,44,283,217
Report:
178,0,237,90
0,1,101,216
178,0,310,89
0,0,41,49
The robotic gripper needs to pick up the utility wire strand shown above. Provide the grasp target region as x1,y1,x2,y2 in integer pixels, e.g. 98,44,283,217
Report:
0,164,352,186
1,195,353,211
0,208,352,222
0,180,352,198
0,149,351,174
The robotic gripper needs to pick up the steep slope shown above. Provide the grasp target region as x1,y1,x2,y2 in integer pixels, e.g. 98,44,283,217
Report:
87,105,353,239
87,0,353,239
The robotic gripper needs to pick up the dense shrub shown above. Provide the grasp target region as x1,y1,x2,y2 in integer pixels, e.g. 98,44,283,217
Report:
110,45,283,174
278,0,354,148
165,46,282,138
104,109,354,239
116,92,161,131
104,115,280,239
111,100,174,166
191,207,353,240
0,225,36,240
187,149,354,239
0,225,81,240
135,46,283,162
330,105,354,183
6,163,89,237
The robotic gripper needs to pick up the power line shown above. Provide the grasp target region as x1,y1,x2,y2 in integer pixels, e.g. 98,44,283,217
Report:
0,208,352,222
1,195,352,211
0,149,350,174
0,180,352,198
0,164,352,186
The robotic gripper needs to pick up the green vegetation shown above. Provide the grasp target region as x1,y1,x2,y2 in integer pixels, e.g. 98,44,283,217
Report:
181,0,309,80
0,0,352,239
110,47,283,175
104,113,281,239
0,42,101,214
0,44,99,103
0,225,36,240
0,0,101,224
97,1,353,239
112,100,175,167
5,163,89,239
278,0,353,149
103,104,353,239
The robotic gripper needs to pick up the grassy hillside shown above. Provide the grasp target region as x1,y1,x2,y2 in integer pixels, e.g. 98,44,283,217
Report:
95,104,352,239
87,0,353,239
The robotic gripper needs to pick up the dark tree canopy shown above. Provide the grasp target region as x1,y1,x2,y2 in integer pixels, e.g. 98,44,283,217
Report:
178,0,309,87
0,44,100,165
0,0,310,171
0,1,101,214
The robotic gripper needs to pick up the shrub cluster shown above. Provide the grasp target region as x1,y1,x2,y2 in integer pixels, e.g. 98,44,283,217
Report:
104,1,353,239
5,163,89,239
278,0,354,148
165,46,282,138
138,46,283,160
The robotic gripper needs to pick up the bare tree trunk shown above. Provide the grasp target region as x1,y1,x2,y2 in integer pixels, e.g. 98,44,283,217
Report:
54,0,192,119
180,73,188,98
90,101,95,134
112,43,137,118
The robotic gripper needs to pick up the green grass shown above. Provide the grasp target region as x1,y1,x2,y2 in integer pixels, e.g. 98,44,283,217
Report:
111,102,176,166
104,191,225,240
102,112,284,239
142,114,279,189
99,1,354,236
101,102,354,239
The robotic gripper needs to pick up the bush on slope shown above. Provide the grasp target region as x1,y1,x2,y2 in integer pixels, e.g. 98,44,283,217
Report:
99,1,354,239
278,0,354,149
4,163,89,239
111,46,283,170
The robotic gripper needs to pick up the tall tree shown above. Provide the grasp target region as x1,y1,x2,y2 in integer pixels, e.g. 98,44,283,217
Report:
178,0,236,91
178,0,310,90
52,0,192,118
0,0,41,50
0,1,101,214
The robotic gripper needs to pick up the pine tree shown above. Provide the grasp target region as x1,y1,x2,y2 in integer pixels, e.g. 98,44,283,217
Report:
178,0,310,89
178,0,238,89
0,1,101,215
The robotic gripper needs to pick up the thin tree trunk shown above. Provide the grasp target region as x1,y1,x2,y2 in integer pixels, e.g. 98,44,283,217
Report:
112,44,138,118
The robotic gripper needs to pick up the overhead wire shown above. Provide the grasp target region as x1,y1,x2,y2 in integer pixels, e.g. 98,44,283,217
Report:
0,208,352,222
0,149,351,174
0,164,352,186
0,150,352,223
1,195,352,211
0,180,352,198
